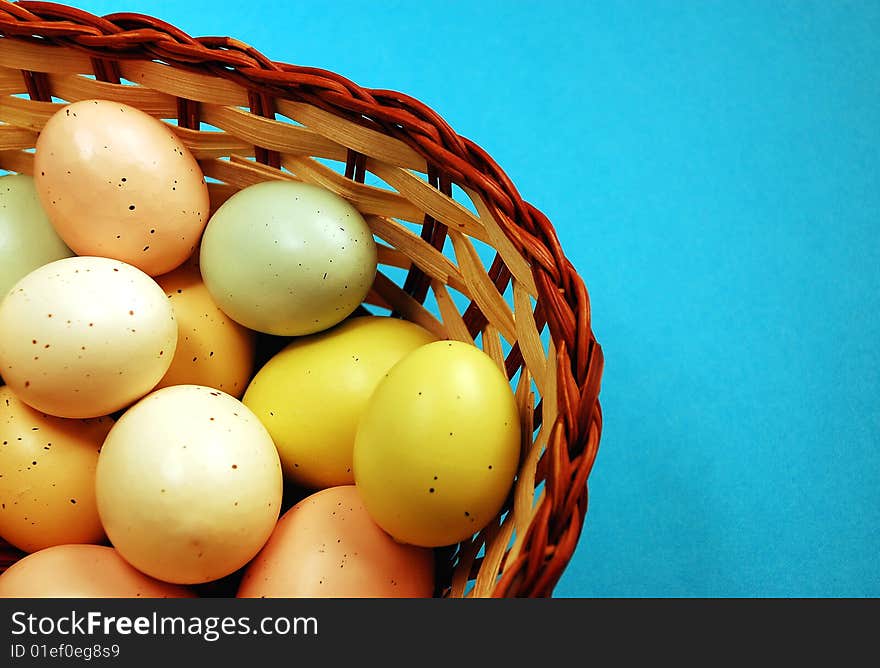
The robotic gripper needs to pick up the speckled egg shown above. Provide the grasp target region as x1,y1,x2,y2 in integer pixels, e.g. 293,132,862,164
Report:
0,544,195,598
354,341,521,548
199,180,377,336
34,99,210,276
0,256,177,419
153,264,256,397
0,174,74,298
0,386,112,553
237,485,434,598
95,385,283,584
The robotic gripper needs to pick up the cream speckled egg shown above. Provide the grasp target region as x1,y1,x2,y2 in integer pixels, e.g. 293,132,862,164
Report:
0,256,177,418
34,99,210,276
0,386,113,553
95,385,283,584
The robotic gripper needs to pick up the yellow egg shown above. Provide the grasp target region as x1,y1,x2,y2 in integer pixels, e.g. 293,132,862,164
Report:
353,341,521,548
243,316,437,489
0,386,113,553
153,264,256,397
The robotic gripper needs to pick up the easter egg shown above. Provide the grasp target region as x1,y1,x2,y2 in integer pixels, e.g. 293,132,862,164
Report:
237,485,434,598
353,341,521,547
243,316,437,489
0,386,113,553
0,256,177,418
95,385,283,584
0,544,194,598
199,180,377,336
34,99,210,276
0,174,74,298
153,263,256,397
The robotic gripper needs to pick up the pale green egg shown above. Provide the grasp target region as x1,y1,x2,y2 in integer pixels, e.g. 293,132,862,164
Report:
199,181,377,336
0,174,74,298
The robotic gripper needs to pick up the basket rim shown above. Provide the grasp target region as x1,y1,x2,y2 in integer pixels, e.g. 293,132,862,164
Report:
0,0,604,597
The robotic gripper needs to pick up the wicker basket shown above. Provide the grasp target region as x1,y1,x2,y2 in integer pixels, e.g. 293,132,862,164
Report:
0,0,604,598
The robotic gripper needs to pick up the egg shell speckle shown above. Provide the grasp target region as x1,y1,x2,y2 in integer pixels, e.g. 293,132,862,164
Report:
33,99,210,277
0,256,178,419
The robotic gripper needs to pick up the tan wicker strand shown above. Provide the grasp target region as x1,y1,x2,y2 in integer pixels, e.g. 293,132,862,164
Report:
47,73,179,116
368,217,467,294
367,272,448,340
0,94,57,130
374,244,412,272
118,60,249,106
0,0,604,597
199,156,291,191
171,126,252,160
464,185,538,299
471,515,509,598
430,280,474,345
366,159,490,242
0,38,94,74
512,281,550,400
0,147,34,174
447,230,517,343
361,288,392,313
275,99,426,172
480,323,506,376
508,372,541,565
200,105,349,163
0,124,35,149
280,155,426,225
448,534,484,598
0,66,23,88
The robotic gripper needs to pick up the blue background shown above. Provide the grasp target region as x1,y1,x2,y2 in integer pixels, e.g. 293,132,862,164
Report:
62,0,879,597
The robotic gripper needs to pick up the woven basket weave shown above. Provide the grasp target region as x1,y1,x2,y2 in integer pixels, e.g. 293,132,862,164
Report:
0,0,604,598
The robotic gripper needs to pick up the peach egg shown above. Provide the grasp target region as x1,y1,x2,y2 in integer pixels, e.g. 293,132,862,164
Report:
0,544,194,598
34,99,210,277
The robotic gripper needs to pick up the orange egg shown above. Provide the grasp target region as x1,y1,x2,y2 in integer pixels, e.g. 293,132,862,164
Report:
153,264,256,397
34,99,210,277
0,386,112,553
237,485,435,598
0,544,195,598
